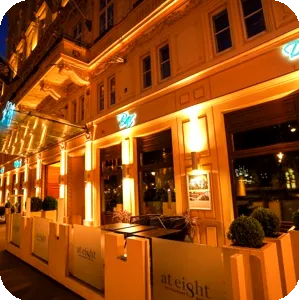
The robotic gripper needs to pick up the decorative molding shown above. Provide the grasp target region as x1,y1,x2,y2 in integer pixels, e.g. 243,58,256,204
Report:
58,62,90,86
40,79,67,100
60,142,66,151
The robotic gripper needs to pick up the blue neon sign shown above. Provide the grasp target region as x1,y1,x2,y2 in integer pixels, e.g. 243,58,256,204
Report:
1,101,15,127
14,159,22,169
117,112,136,130
0,167,4,174
282,40,299,61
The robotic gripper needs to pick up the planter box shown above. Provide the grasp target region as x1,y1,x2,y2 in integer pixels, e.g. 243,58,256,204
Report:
265,233,296,296
289,227,299,282
30,211,42,218
223,242,282,300
42,210,57,222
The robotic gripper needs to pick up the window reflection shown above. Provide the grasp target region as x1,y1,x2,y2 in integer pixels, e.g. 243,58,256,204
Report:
234,151,299,221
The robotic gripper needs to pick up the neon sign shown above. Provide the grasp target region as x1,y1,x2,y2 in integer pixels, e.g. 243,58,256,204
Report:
282,40,299,61
14,159,22,169
1,101,15,127
117,112,136,130
0,167,4,174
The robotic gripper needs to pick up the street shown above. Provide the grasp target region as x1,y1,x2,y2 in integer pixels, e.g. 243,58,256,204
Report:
0,224,84,300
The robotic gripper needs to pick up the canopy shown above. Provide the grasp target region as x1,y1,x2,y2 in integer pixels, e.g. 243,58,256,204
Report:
0,108,86,157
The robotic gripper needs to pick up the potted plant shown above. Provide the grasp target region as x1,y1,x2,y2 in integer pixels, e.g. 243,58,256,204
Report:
5,200,11,215
289,210,299,282
183,210,199,243
112,210,132,223
30,197,43,218
223,216,282,300
251,208,296,296
42,196,58,222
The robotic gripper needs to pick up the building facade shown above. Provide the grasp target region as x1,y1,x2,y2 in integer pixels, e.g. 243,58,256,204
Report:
1,0,299,245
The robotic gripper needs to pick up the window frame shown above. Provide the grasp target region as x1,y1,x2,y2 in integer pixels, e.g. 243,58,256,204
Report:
212,7,233,54
98,83,105,112
80,95,85,121
158,43,171,81
73,21,83,41
109,76,116,106
99,0,114,37
72,100,77,123
141,53,152,90
239,0,267,40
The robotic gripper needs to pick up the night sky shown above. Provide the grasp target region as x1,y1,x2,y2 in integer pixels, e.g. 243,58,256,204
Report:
0,14,8,58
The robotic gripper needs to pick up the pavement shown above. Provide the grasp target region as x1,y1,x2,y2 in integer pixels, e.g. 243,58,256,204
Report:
0,224,84,300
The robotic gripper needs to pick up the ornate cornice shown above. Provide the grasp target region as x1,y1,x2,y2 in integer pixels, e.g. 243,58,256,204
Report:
40,80,68,100
58,62,90,86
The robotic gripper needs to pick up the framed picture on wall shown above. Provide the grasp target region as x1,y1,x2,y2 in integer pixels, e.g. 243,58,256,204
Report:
187,171,211,210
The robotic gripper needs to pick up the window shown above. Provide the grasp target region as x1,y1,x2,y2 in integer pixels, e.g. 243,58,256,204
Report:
100,0,114,36
133,0,144,8
98,83,105,112
213,9,232,53
73,21,82,41
241,0,266,38
142,55,152,89
109,76,116,106
80,96,85,121
39,18,46,37
100,144,122,216
138,129,176,215
72,101,77,123
159,44,171,80
225,95,299,225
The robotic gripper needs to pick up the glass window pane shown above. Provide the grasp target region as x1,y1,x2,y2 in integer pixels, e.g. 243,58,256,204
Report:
241,0,263,17
107,4,114,28
213,9,229,33
143,71,152,88
245,10,266,38
216,29,232,52
233,120,299,151
100,0,106,10
160,45,170,62
234,151,299,221
100,13,106,34
161,61,171,79
143,56,151,72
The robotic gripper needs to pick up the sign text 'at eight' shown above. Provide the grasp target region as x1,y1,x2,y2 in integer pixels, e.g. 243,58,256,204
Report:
117,112,137,130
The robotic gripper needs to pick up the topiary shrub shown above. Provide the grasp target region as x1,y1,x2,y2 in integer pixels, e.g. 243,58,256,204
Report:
5,200,11,208
42,196,58,211
292,210,299,230
251,207,280,237
227,215,265,248
31,197,43,212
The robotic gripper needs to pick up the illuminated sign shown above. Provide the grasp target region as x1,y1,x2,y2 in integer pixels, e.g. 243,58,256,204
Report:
117,112,136,129
282,40,299,61
1,101,16,127
0,167,4,174
14,159,22,169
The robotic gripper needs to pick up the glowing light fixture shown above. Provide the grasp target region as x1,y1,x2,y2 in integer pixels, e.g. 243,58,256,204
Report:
291,127,297,133
282,40,299,61
1,101,15,127
117,112,136,130
277,152,284,163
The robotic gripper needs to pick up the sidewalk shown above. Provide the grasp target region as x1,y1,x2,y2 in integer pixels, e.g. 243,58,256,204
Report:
0,224,84,300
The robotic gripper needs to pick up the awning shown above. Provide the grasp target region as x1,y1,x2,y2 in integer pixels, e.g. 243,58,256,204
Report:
0,108,86,157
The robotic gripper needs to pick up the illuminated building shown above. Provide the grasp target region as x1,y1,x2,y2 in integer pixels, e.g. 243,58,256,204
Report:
0,0,299,243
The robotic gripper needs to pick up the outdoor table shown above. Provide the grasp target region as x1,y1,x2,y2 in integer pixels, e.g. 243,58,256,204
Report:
113,225,158,238
132,228,181,239
101,223,139,232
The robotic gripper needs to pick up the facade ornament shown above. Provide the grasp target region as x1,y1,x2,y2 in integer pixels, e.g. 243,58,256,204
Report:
40,80,67,100
60,142,66,151
85,131,92,141
58,62,90,87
